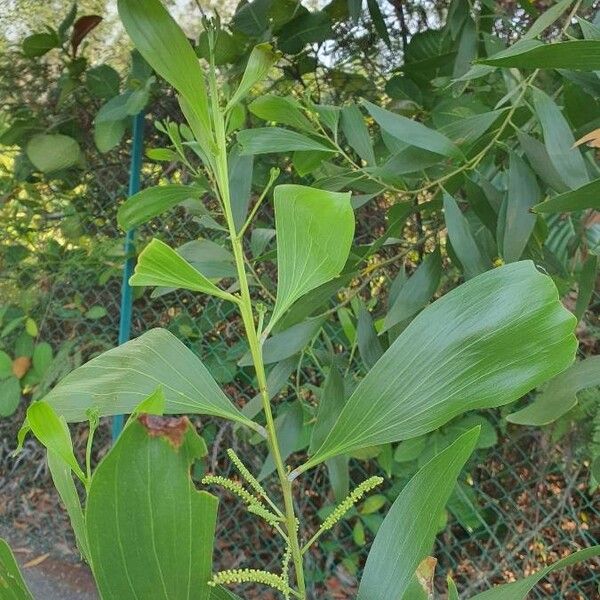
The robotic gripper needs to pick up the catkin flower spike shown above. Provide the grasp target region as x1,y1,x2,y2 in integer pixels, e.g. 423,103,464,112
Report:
209,568,294,597
202,475,282,526
281,542,292,599
227,449,266,495
302,476,384,554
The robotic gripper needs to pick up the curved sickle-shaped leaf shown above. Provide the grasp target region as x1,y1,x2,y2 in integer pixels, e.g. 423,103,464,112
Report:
237,127,336,155
42,328,262,434
480,40,600,70
533,178,600,213
129,239,237,302
117,184,205,231
117,0,211,142
86,416,218,600
507,355,600,426
294,261,576,475
358,428,480,600
363,100,462,159
268,185,354,329
226,43,280,110
468,546,600,600
0,539,34,599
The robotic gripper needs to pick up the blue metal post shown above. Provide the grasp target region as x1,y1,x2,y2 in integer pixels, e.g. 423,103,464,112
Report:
112,112,145,442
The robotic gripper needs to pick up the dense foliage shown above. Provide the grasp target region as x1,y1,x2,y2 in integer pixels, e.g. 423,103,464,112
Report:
1,0,599,598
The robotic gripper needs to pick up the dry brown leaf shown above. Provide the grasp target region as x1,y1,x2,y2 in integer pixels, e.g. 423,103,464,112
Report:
23,553,49,568
416,556,437,599
12,356,31,379
573,128,600,148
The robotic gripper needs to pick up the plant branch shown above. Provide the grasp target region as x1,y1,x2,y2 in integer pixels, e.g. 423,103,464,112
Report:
205,45,307,598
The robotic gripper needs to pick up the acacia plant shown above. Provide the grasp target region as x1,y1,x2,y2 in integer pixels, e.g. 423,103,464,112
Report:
3,1,600,599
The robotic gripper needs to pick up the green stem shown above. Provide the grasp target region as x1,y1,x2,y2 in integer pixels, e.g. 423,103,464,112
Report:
206,54,307,599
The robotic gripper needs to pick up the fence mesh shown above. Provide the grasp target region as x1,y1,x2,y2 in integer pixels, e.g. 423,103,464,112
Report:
2,108,600,599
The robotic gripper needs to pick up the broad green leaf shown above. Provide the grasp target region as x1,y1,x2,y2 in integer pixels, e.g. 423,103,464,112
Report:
172,240,235,281
367,0,390,47
533,178,600,213
196,29,243,65
441,110,505,147
383,248,442,332
295,261,576,474
86,415,218,600
237,127,335,154
239,316,326,366
0,351,12,379
501,153,539,263
32,342,52,376
130,239,236,302
94,116,127,154
444,194,489,278
47,449,90,561
22,32,60,57
574,255,598,322
118,0,211,142
522,0,574,40
228,146,254,230
507,356,600,426
278,10,332,54
26,134,82,173
532,88,588,190
453,16,478,78
310,367,345,453
357,304,383,369
42,328,261,432
341,104,376,165
249,95,314,131
268,185,354,328
374,147,443,180
259,400,308,479
357,428,480,600
0,539,33,599
27,401,86,483
118,184,205,231
468,546,600,600
363,100,462,159
94,95,128,152
480,40,600,70
517,132,568,193
227,43,279,110
0,376,20,417
86,64,121,99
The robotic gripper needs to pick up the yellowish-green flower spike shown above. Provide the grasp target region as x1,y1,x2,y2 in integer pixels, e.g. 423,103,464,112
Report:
227,448,268,499
202,475,282,526
247,503,283,527
281,543,292,598
209,568,293,597
202,475,258,506
320,475,384,532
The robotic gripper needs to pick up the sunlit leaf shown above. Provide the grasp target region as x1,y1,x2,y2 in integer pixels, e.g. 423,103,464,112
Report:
237,127,335,154
227,43,279,110
118,185,205,230
268,185,354,328
42,328,261,432
129,239,235,302
295,261,576,474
